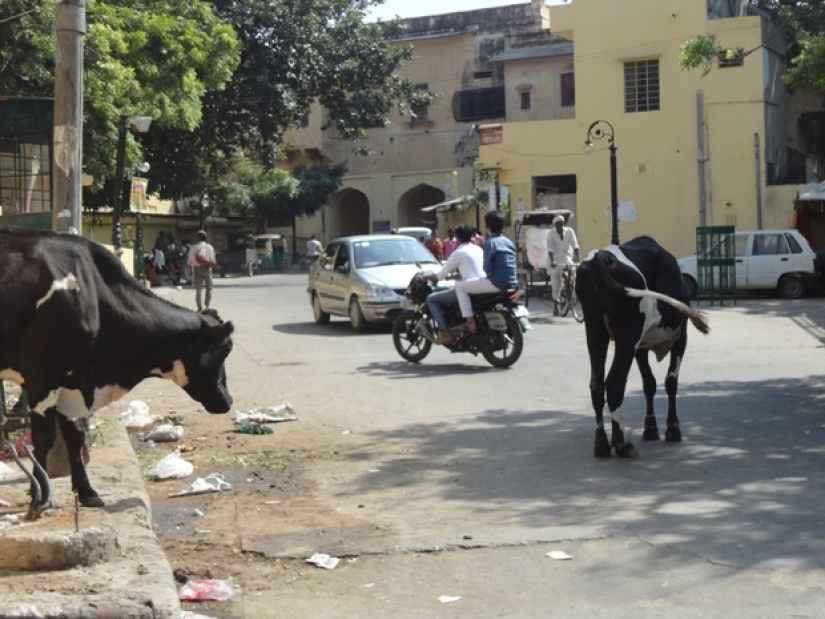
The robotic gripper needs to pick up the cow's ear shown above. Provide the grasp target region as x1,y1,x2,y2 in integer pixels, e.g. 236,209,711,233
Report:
203,321,234,342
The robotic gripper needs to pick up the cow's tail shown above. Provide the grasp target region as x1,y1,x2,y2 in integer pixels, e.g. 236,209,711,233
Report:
625,288,710,334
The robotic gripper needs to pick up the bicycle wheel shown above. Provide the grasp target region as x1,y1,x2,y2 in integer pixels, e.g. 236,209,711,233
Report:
571,289,584,323
558,280,571,316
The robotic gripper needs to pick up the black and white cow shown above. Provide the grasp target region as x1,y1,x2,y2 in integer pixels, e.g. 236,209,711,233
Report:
575,236,709,458
0,228,234,518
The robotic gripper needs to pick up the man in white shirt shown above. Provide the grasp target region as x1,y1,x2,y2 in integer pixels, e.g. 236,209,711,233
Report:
188,230,218,311
547,215,580,314
306,234,324,262
420,224,486,344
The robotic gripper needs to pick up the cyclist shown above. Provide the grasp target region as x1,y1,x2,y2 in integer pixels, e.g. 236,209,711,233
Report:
547,214,580,316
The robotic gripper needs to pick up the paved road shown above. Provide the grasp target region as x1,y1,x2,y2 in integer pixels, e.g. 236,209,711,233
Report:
160,275,825,618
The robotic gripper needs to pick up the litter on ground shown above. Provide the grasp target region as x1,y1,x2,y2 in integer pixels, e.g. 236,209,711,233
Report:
547,550,573,560
438,595,461,604
150,449,193,480
169,473,231,497
306,553,340,570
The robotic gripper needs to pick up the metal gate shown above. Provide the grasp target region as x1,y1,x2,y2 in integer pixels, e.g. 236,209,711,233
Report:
696,225,736,305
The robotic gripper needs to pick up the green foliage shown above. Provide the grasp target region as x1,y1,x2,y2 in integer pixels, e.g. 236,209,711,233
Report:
458,160,510,224
680,2,825,94
215,155,299,219
679,34,718,78
283,162,347,220
215,157,345,224
144,0,429,199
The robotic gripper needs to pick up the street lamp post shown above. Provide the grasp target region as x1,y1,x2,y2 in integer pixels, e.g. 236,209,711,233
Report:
111,114,152,255
584,120,620,246
132,162,150,283
200,194,209,230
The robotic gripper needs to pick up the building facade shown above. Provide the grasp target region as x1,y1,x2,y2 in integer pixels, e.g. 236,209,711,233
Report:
480,0,792,257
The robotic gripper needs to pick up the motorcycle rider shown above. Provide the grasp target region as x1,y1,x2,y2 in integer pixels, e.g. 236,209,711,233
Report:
420,224,481,345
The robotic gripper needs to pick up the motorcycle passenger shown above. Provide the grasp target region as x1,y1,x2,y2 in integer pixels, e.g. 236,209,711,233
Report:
462,210,519,330
420,224,481,345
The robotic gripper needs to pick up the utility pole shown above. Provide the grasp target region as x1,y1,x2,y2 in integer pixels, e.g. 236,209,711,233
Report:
52,0,86,235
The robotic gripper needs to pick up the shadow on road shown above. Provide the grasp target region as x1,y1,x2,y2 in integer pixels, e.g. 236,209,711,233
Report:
345,373,825,572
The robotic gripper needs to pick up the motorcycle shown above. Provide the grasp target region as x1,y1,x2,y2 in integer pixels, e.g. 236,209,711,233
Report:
392,273,531,368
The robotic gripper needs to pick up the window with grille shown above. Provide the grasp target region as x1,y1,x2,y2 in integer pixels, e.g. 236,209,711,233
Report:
624,59,659,113
561,72,575,107
452,87,506,122
520,90,531,110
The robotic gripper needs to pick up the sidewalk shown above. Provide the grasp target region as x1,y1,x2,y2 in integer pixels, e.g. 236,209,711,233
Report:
0,413,180,618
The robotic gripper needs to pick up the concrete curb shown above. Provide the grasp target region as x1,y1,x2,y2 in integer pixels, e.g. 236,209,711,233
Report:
0,414,180,619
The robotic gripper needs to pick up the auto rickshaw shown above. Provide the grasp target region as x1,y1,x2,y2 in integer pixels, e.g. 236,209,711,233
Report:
255,234,288,273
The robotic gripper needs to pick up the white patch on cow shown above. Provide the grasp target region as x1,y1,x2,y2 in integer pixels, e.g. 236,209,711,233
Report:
35,273,80,309
667,356,683,381
0,368,24,385
31,389,61,415
151,360,189,387
56,388,91,419
611,405,629,441
92,384,129,411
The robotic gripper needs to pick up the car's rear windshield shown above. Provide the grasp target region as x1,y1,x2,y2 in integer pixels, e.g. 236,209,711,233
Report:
352,238,438,268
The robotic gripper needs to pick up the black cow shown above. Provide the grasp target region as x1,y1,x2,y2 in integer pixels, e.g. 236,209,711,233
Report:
575,236,709,458
0,228,234,518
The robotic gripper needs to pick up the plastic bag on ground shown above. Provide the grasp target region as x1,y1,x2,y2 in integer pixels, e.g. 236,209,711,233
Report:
178,576,236,601
145,424,184,442
150,449,193,479
169,473,231,497
121,400,159,428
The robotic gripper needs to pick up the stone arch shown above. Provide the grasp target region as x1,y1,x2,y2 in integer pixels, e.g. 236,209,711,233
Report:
397,184,445,228
329,188,370,238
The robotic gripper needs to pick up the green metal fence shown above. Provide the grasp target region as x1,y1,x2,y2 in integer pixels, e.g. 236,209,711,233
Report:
696,225,736,305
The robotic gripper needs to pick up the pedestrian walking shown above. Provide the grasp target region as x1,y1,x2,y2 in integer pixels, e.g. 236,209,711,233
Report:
188,230,218,311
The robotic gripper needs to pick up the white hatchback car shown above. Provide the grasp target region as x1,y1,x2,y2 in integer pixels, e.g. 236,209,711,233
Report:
678,229,820,299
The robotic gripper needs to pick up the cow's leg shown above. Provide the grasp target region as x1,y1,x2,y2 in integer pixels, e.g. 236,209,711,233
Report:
605,343,638,458
56,413,104,507
584,319,611,457
664,327,688,443
635,349,660,441
28,410,57,517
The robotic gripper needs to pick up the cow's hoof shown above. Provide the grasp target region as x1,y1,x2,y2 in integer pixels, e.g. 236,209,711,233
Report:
26,500,52,521
594,444,612,458
665,427,682,443
594,430,611,458
79,490,105,508
616,443,638,458
642,428,661,442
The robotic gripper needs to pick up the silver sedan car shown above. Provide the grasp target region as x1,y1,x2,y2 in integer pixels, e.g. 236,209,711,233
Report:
307,234,445,332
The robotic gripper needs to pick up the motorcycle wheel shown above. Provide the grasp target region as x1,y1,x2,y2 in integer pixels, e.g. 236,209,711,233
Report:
392,313,432,362
481,311,524,369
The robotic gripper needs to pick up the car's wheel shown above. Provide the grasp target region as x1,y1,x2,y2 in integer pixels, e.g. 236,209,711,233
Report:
481,311,524,369
392,314,432,362
349,296,368,333
311,292,330,325
778,275,807,299
682,274,697,300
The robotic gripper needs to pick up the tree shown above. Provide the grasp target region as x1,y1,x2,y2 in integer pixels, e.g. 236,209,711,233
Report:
0,0,240,205
142,0,430,200
215,155,300,223
680,1,825,93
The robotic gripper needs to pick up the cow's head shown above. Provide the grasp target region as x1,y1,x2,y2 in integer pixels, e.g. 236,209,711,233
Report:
181,310,235,413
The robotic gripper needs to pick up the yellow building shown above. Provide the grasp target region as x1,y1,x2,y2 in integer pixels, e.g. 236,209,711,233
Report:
284,0,567,245
481,0,791,258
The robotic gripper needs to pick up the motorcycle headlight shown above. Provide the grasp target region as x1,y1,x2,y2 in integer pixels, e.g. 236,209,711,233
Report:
365,283,394,298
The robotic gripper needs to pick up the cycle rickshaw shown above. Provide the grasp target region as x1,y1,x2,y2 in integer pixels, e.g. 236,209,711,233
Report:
516,208,583,321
